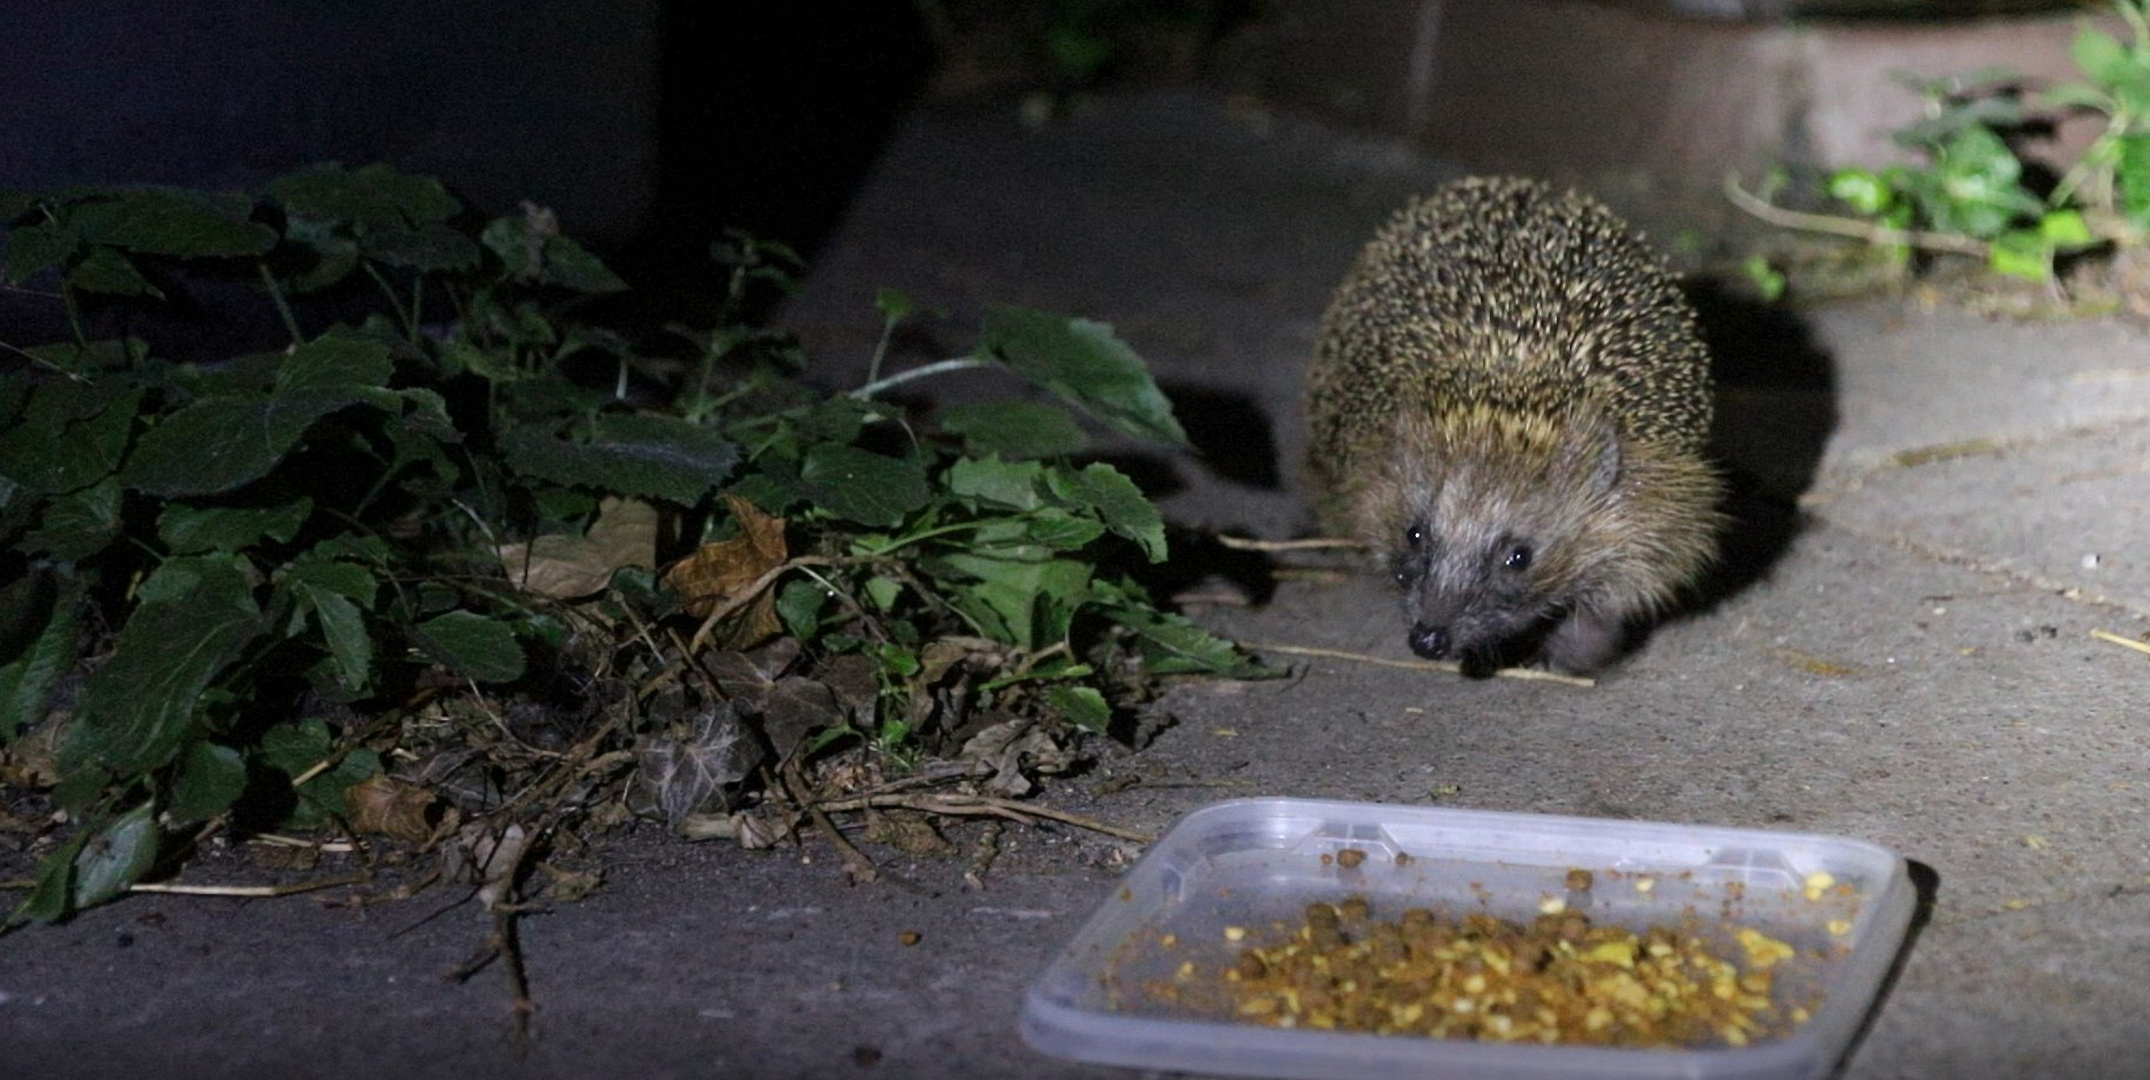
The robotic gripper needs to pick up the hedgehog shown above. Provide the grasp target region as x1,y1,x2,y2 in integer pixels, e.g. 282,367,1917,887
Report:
1305,177,1722,675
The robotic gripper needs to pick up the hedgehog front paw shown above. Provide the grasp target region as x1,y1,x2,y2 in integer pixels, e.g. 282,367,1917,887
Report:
1540,609,1628,675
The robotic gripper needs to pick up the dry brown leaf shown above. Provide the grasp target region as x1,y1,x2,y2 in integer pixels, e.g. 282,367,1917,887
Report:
344,774,445,844
497,496,660,599
664,494,788,648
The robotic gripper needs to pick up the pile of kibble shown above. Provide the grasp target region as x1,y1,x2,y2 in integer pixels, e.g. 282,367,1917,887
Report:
1216,887,1809,1048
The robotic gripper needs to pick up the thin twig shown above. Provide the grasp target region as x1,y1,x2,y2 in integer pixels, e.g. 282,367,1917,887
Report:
122,874,369,898
2091,628,2150,656
813,792,1155,844
786,758,879,883
1213,534,1366,552
1247,641,1596,688
1723,173,1991,258
685,555,838,653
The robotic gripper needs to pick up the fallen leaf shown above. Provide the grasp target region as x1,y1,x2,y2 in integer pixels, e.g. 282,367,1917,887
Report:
497,496,660,598
344,774,444,844
664,495,788,648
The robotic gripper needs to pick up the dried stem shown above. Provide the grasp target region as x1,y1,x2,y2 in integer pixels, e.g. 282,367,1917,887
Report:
1247,641,1596,688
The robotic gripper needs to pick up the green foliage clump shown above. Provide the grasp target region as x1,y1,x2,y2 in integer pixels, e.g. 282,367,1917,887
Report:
1735,0,2150,287
0,163,1261,925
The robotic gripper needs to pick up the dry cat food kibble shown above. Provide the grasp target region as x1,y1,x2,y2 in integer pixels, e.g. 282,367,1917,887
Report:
1213,895,1814,1048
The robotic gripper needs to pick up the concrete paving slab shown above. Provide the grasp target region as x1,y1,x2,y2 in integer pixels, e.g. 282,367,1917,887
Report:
9,89,2150,1080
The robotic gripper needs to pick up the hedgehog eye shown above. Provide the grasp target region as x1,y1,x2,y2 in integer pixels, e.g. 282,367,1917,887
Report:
1503,543,1533,572
1404,524,1425,549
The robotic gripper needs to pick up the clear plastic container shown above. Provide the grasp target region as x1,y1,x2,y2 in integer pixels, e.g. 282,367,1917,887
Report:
1022,798,1916,1080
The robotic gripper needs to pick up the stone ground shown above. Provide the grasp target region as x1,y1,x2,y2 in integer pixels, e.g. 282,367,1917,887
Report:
7,92,2150,1080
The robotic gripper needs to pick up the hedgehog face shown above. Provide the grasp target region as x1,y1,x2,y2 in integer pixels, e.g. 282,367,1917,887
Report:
1373,405,1624,669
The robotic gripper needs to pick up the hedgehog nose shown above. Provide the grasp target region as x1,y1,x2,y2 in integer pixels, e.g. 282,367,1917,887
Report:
1408,623,1451,660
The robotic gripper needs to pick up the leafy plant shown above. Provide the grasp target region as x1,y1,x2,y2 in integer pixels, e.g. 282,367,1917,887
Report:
1730,0,2150,285
0,163,1262,924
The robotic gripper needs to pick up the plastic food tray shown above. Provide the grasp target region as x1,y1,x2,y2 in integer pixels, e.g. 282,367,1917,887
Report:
1022,798,1916,1080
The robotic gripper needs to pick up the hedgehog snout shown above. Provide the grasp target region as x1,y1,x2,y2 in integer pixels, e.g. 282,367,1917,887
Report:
1408,622,1452,660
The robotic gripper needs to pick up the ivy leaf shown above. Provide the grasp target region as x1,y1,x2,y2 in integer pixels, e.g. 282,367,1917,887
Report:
799,444,930,527
776,577,827,638
1045,462,1166,562
502,413,738,504
63,555,264,776
168,741,247,824
975,306,1188,447
70,190,275,258
0,571,81,741
939,401,1088,458
412,611,526,683
71,803,162,912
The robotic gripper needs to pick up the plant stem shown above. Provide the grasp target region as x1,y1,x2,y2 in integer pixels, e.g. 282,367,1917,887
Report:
1724,173,1991,258
363,261,415,340
256,261,305,346
849,357,991,400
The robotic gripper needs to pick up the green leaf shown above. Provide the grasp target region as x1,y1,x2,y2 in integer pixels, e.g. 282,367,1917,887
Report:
799,444,930,527
1025,507,1107,550
120,395,278,497
0,572,81,741
359,222,481,272
1098,591,1273,677
5,219,78,284
295,583,372,692
933,551,1091,649
269,163,461,229
67,245,158,297
169,741,247,823
945,455,1044,510
0,381,141,495
864,575,902,611
1043,684,1111,735
776,577,827,639
71,190,276,257
71,803,161,912
24,477,124,559
502,413,738,504
875,287,915,321
540,235,628,294
1988,229,2052,281
975,306,1188,446
64,555,263,775
412,611,525,683
1046,462,1166,562
1827,168,1894,216
940,401,1088,458
2074,25,2129,87
2122,133,2150,226
284,552,379,605
16,831,86,924
157,498,312,554
2038,209,2094,248
275,334,395,397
